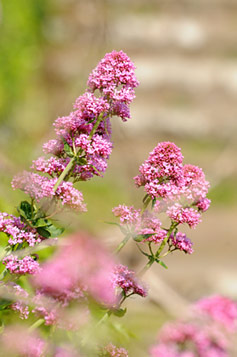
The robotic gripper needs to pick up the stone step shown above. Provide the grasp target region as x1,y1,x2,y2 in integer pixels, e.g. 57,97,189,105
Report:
126,104,237,138
113,14,237,52
134,56,237,95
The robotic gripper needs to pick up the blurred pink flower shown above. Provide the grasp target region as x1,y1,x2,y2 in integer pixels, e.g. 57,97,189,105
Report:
1,325,46,357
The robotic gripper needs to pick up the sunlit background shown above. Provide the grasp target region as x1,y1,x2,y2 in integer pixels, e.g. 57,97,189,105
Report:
0,0,237,355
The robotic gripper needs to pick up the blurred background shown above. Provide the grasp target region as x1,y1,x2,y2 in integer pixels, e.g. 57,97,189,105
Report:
0,0,237,355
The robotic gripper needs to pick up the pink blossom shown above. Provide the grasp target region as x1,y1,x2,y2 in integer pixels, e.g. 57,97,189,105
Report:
87,50,139,110
112,101,130,122
134,142,184,200
33,233,118,307
196,198,211,212
32,292,88,329
73,91,110,119
43,139,64,155
2,283,30,319
1,326,46,357
112,205,140,225
133,142,211,222
12,172,86,212
3,254,41,275
0,212,42,246
32,156,68,176
170,232,193,254
150,344,178,357
167,203,201,228
157,322,228,357
54,92,110,139
138,212,167,244
10,283,29,319
112,264,147,298
12,171,56,201
12,51,138,217
101,343,129,357
196,295,237,332
56,181,87,211
182,164,210,203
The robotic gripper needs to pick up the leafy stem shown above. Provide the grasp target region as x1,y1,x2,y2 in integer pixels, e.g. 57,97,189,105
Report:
114,234,131,254
155,222,178,258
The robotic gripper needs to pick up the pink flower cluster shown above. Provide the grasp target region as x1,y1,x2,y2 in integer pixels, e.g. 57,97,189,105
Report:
88,50,139,121
11,51,138,212
112,206,167,244
12,172,86,212
1,325,83,356
2,283,29,319
195,295,237,332
0,212,42,246
1,326,46,357
32,233,118,323
3,254,40,275
134,142,184,198
170,232,193,254
134,142,210,229
100,343,129,357
112,205,141,224
112,264,147,298
167,204,201,229
150,295,237,356
138,212,167,244
150,322,228,357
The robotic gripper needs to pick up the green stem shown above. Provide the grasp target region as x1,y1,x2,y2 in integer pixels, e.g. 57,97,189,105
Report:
89,113,104,140
114,234,130,254
95,310,110,327
155,222,177,258
0,268,7,280
119,292,134,307
53,113,105,193
148,242,154,256
0,246,10,262
138,224,177,276
28,318,44,332
53,157,75,192
141,196,151,215
138,257,155,276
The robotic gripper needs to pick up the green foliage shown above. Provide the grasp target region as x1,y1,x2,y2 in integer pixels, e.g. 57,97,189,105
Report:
133,234,154,242
157,260,168,269
112,308,127,318
17,199,64,239
0,0,47,121
18,200,32,220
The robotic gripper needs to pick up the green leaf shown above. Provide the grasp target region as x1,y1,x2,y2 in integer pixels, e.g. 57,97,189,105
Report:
0,268,7,280
133,233,154,242
0,299,11,311
63,141,74,157
46,225,64,238
133,235,144,242
36,227,51,238
157,260,168,269
32,218,49,228
18,201,32,220
152,198,157,208
76,157,87,165
112,308,127,317
142,194,149,203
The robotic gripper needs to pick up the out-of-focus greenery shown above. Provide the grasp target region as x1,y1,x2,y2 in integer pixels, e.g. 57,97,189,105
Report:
0,0,47,121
